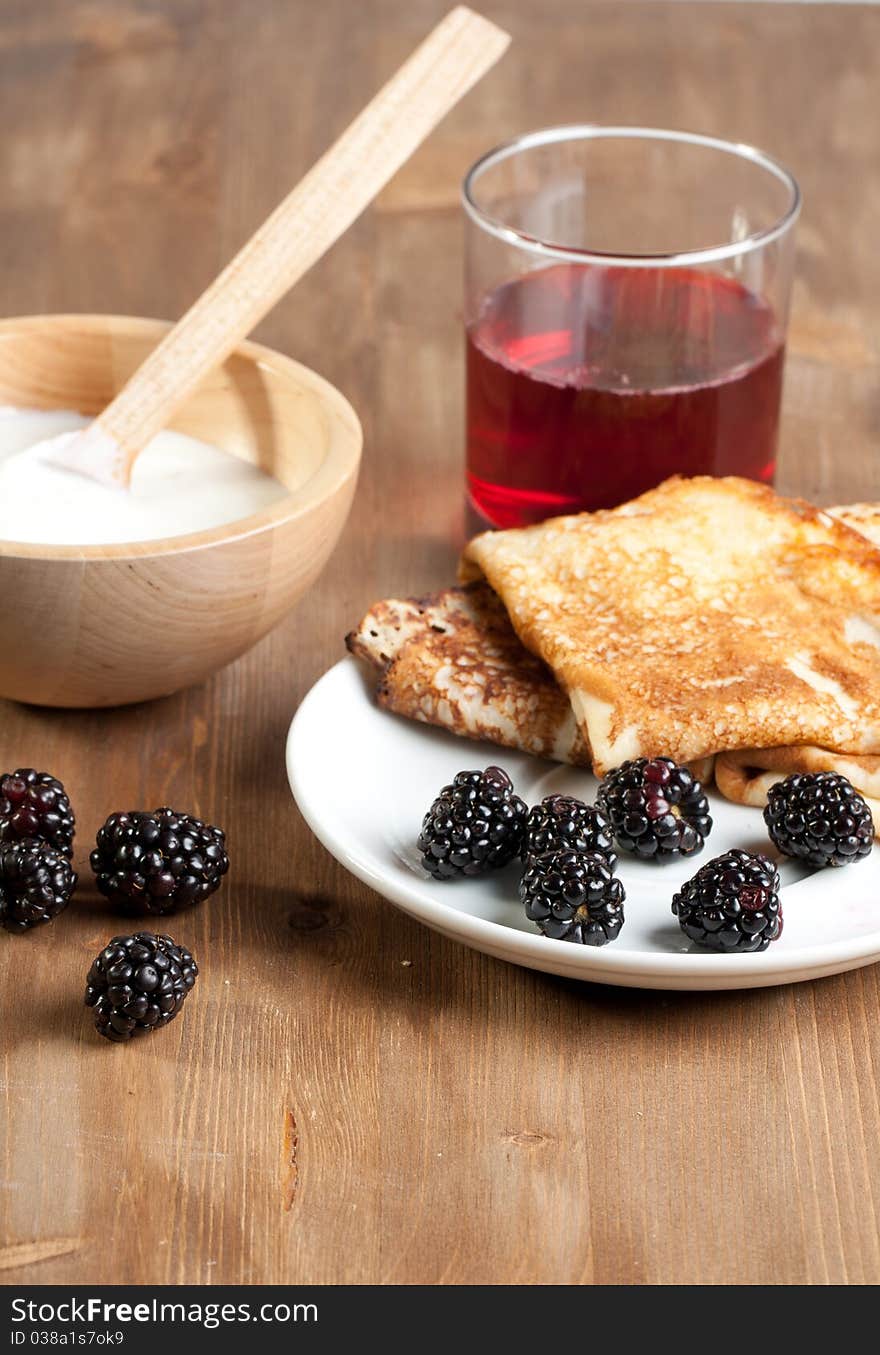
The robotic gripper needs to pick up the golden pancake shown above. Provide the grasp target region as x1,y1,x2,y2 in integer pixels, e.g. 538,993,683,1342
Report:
832,502,880,550
461,477,880,774
715,747,880,831
346,582,591,766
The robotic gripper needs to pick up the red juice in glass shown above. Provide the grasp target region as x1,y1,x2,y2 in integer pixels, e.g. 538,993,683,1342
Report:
466,263,785,528
462,129,799,529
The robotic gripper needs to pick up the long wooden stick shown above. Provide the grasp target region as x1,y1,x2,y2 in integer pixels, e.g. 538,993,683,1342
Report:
50,7,509,487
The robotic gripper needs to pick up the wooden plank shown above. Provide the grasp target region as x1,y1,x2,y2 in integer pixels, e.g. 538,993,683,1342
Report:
0,0,879,1285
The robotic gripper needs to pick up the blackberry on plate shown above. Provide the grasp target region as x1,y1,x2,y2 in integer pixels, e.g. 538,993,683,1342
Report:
418,766,527,879
764,771,874,868
85,932,198,1042
598,757,712,862
672,849,782,953
0,838,76,932
521,794,617,870
91,808,229,915
520,849,625,946
0,768,75,858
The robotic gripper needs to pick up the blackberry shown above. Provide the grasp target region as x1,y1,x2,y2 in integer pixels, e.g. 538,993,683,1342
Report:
764,772,874,868
0,768,75,858
672,849,782,953
418,766,527,879
520,849,625,945
521,794,617,870
0,838,77,932
91,808,229,914
598,757,712,861
85,932,198,1042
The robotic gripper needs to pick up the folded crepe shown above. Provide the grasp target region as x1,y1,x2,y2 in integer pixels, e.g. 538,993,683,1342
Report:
347,582,592,767
347,480,880,825
460,478,880,774
715,747,880,824
716,497,880,822
831,502,880,549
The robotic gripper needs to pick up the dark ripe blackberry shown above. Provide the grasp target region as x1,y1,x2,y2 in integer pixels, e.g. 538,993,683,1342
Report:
0,768,75,858
91,807,229,915
764,772,874,868
672,849,782,953
417,766,527,879
597,757,712,862
521,794,617,870
85,932,198,1042
520,849,625,946
0,838,77,932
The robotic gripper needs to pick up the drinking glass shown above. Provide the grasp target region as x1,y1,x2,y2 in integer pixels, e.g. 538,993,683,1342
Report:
462,127,800,528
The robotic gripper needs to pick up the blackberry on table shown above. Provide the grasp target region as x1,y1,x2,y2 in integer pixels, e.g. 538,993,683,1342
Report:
521,794,617,870
764,772,874,868
85,932,198,1042
672,849,782,953
520,849,625,946
0,768,75,858
418,766,527,879
0,838,77,932
598,757,712,862
91,808,228,915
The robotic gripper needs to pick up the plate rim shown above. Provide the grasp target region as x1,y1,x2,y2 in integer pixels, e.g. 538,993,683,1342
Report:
286,657,880,990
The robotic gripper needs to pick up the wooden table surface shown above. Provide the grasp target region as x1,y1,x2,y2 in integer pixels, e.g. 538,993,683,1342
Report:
1,0,879,1287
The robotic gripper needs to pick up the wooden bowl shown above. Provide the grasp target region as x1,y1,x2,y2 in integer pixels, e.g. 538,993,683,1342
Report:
0,314,362,707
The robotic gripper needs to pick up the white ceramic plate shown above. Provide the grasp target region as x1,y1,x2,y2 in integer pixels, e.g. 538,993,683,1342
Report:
287,658,880,990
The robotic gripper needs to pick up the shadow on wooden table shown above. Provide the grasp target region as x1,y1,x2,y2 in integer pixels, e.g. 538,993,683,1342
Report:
269,864,807,1027
539,970,783,1015
0,944,92,1052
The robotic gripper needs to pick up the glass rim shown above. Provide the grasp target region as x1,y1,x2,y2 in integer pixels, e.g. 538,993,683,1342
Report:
461,125,801,268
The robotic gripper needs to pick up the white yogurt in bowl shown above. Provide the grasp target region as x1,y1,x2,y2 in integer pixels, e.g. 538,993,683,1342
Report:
0,407,289,545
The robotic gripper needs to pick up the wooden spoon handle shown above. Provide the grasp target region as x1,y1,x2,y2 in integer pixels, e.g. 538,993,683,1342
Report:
91,6,509,484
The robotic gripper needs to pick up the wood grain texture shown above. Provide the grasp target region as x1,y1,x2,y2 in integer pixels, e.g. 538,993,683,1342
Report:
1,0,879,1286
56,6,508,484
